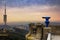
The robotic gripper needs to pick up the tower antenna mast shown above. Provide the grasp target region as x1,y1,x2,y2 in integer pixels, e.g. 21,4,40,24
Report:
3,0,7,25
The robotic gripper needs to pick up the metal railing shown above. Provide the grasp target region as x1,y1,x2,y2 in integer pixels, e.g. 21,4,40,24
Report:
47,33,51,40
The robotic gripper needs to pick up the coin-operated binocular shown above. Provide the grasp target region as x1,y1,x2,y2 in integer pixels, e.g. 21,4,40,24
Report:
42,17,51,40
42,17,51,27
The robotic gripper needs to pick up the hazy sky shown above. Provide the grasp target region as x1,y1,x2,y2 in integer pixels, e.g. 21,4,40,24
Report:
0,0,60,24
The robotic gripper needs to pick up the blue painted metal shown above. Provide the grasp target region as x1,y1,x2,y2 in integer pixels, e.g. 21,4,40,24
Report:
42,17,51,27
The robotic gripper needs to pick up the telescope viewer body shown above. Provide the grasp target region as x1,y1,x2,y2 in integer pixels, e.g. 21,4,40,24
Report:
42,17,51,27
